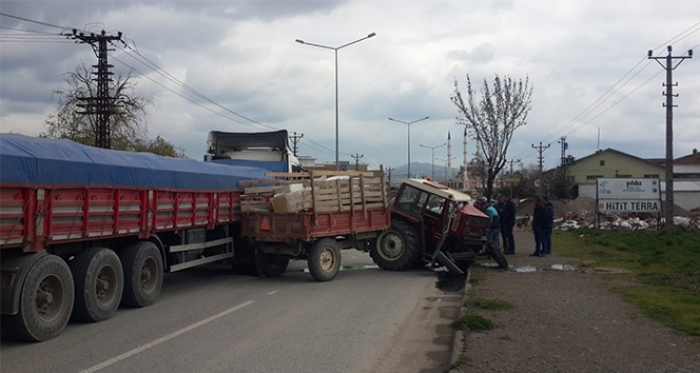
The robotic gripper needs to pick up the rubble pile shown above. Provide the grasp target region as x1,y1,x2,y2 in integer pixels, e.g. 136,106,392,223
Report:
554,212,700,231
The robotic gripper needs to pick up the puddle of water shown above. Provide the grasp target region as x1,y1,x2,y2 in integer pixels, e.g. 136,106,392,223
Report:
480,262,499,268
551,264,576,271
512,266,537,273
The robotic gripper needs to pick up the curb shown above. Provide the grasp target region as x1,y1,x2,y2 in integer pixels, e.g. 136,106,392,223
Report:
447,271,471,373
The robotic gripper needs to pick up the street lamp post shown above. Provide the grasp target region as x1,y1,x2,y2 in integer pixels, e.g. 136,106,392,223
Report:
296,32,376,169
419,142,446,180
388,116,429,178
435,156,456,184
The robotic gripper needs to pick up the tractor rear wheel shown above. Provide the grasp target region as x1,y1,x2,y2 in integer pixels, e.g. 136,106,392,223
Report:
370,219,420,271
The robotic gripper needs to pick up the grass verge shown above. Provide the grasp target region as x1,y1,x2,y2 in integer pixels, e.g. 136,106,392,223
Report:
553,226,700,336
451,312,495,332
466,296,514,310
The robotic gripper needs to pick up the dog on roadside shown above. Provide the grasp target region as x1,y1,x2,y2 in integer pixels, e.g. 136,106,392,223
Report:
516,214,531,230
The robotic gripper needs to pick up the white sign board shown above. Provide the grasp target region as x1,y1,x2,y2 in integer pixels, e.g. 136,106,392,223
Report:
598,199,662,213
597,178,660,200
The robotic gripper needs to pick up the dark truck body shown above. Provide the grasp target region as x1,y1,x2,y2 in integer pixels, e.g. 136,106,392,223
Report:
0,134,271,341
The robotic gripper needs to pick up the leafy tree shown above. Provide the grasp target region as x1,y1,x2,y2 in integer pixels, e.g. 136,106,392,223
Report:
43,64,184,158
451,74,533,199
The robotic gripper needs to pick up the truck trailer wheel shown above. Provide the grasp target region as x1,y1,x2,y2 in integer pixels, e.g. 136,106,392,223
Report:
3,254,74,342
70,247,123,322
370,219,419,271
119,241,163,308
254,250,289,277
307,238,341,282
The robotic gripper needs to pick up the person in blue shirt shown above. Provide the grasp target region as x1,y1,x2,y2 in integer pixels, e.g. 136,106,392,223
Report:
479,198,501,246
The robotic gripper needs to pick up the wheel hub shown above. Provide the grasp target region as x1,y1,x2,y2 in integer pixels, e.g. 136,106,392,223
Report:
95,265,118,306
379,232,405,260
319,248,335,272
140,257,158,294
35,274,64,323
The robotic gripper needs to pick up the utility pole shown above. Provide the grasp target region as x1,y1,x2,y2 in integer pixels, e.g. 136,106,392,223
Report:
290,132,304,157
435,157,456,184
648,45,693,226
67,29,122,149
351,153,364,171
558,136,568,166
531,142,550,196
508,158,521,197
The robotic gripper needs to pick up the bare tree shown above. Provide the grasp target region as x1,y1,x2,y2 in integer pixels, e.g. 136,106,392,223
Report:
451,74,533,199
45,64,151,144
43,64,184,158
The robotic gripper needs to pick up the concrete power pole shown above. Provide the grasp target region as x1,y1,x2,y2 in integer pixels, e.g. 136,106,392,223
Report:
558,136,568,166
386,167,394,188
351,153,364,171
290,132,304,157
532,142,550,196
68,29,122,149
648,45,693,226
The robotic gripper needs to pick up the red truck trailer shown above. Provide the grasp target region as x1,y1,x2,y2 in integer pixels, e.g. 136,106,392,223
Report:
0,134,269,341
238,171,390,281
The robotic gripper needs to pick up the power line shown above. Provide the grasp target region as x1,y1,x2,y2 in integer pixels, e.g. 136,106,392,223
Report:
112,41,340,156
510,21,700,161
0,12,71,31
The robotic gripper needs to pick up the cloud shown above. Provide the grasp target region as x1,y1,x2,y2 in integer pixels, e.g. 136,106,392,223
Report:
1,0,699,171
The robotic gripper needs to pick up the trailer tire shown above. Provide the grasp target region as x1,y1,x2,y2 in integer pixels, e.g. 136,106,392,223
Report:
370,219,420,271
486,241,509,269
119,241,163,308
254,251,289,277
2,254,74,342
307,238,341,282
70,247,123,322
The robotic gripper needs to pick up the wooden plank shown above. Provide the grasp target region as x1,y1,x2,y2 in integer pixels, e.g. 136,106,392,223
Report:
265,172,311,178
309,171,374,177
380,165,387,207
310,170,317,226
243,186,277,195
360,174,367,218
239,179,309,186
314,202,386,212
335,179,342,212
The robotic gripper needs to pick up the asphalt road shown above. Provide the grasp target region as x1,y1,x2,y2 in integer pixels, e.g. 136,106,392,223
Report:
0,251,462,373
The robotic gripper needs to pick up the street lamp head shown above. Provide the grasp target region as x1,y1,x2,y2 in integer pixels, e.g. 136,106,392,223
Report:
689,49,693,57
295,39,305,44
368,32,376,38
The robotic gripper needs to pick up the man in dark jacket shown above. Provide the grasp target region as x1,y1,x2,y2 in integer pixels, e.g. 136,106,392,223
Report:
499,195,517,255
530,198,547,257
542,196,554,255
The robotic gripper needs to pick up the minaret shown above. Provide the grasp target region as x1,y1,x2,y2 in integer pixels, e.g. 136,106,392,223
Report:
463,127,468,169
447,131,452,180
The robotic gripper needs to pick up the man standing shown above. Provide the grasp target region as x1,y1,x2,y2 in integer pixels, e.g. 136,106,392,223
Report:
500,195,517,255
542,196,554,256
480,199,501,246
530,198,546,257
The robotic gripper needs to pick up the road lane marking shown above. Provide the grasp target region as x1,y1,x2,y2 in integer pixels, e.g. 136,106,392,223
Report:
266,290,278,295
78,300,255,373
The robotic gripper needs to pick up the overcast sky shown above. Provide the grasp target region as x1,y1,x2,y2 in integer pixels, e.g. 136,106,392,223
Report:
1,0,699,171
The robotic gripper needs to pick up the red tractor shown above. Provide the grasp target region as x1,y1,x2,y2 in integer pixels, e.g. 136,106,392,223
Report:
370,179,508,274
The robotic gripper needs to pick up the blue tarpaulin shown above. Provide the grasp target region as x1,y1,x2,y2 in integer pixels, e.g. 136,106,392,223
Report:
0,134,270,190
